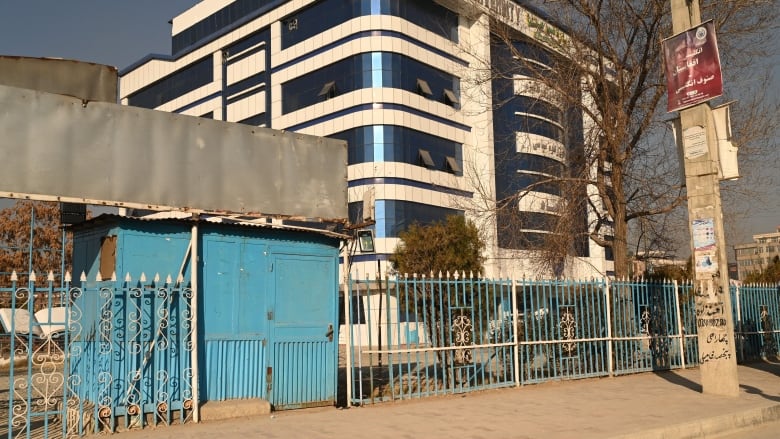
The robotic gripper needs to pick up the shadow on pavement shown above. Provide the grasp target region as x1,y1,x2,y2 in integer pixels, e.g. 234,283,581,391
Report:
652,370,702,392
739,383,780,402
738,358,780,402
739,358,780,377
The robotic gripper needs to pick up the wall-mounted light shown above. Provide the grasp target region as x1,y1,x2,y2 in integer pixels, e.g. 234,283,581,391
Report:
356,229,375,253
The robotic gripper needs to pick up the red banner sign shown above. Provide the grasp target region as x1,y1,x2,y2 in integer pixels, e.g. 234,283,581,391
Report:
663,21,723,112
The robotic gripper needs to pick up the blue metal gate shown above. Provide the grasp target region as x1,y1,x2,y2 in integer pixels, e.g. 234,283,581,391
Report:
268,253,337,409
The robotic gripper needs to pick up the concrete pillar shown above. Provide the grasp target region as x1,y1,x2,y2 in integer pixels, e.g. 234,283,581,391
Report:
671,0,739,397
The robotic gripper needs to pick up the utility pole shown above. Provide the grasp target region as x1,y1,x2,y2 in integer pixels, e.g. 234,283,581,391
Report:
670,0,739,396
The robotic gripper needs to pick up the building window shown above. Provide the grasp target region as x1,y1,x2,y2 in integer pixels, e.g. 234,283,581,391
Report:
349,200,462,238
330,125,462,168
418,149,435,168
443,89,459,107
172,0,281,54
445,156,461,174
127,57,213,109
282,52,459,114
280,0,458,50
416,78,433,97
238,113,267,127
318,81,337,99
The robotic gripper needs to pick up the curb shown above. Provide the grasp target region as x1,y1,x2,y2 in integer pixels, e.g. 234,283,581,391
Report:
199,399,272,421
611,404,780,439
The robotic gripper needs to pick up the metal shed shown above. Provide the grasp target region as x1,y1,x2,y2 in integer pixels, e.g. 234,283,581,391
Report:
70,214,343,421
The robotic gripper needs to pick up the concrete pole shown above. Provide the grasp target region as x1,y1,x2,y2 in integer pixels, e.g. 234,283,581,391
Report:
671,0,739,396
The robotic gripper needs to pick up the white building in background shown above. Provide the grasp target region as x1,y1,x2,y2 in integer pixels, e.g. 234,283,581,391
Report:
120,0,612,279
734,226,780,280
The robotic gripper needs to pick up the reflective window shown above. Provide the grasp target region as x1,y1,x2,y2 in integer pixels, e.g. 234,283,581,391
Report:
516,154,565,176
514,96,562,124
281,0,457,49
490,36,589,251
238,113,267,127
330,125,462,172
172,0,281,54
516,115,564,143
127,57,213,109
282,52,459,114
349,200,461,238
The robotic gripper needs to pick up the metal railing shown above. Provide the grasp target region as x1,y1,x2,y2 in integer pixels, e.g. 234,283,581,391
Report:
344,275,780,406
1,271,194,439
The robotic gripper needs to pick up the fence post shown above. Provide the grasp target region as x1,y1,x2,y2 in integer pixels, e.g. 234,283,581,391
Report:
605,277,613,377
673,279,686,369
344,270,353,408
734,282,743,362
512,278,520,387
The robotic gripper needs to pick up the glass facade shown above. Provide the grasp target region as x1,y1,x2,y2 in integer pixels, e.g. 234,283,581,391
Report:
282,52,459,114
122,0,604,271
350,200,462,239
330,125,461,171
491,39,589,255
222,29,271,127
127,57,213,109
281,0,457,49
172,0,283,54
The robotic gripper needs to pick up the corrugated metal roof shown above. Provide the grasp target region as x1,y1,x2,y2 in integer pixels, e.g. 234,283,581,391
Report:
69,213,350,240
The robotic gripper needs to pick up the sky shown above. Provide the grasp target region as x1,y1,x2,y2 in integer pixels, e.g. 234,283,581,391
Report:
0,1,197,68
0,1,777,246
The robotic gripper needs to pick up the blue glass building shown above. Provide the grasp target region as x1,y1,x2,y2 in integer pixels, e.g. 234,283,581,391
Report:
120,0,612,278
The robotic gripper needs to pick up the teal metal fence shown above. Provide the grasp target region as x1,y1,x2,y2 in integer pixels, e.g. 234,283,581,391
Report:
1,271,193,439
344,276,780,406
732,282,780,362
69,273,193,434
344,273,514,403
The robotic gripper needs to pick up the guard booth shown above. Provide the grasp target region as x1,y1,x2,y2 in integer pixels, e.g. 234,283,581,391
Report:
70,214,342,420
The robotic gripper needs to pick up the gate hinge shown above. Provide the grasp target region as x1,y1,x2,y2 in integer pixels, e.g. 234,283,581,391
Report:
267,311,274,320
266,367,273,393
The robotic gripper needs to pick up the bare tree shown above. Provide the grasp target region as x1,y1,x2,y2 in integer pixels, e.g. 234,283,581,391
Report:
453,0,777,277
0,200,72,284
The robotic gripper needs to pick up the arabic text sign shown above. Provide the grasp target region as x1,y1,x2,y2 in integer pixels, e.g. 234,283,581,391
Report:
663,21,723,112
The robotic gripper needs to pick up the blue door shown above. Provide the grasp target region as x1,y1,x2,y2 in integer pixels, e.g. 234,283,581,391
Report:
201,239,268,401
268,253,337,409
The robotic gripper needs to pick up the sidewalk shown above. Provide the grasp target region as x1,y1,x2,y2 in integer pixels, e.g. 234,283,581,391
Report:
121,361,780,439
